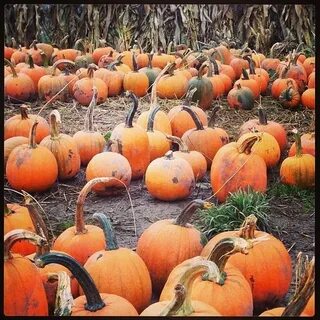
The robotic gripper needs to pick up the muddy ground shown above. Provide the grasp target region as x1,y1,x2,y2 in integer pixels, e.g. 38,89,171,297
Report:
4,94,315,313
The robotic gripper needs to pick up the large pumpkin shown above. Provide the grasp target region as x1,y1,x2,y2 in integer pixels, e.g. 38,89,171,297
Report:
4,136,29,169
136,199,211,294
81,213,152,313
34,252,138,316
201,215,292,313
288,132,315,157
6,121,58,193
4,230,49,316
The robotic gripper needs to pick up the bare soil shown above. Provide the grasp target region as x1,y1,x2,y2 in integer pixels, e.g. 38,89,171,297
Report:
4,94,315,314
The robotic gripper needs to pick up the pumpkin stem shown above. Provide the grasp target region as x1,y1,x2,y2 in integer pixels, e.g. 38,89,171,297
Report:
292,129,303,158
166,135,189,153
132,53,138,72
164,150,174,160
28,120,39,149
4,203,12,215
181,106,204,131
258,107,268,125
147,53,153,69
237,135,260,155
93,212,119,251
241,67,250,80
40,52,49,68
75,177,117,234
206,237,251,280
74,38,85,54
209,57,220,75
27,53,35,69
182,87,197,106
4,229,48,260
35,252,106,312
53,271,74,316
52,59,75,76
197,62,208,78
174,199,212,227
205,60,213,77
237,214,258,240
208,105,221,128
87,63,99,78
84,86,98,131
243,55,256,75
282,254,314,316
4,58,18,77
124,91,139,128
19,104,30,120
160,259,219,316
146,105,160,132
49,110,62,139
167,41,174,55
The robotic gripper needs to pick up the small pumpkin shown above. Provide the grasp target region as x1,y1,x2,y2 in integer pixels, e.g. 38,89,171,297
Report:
227,83,254,110
234,68,260,99
137,199,212,294
279,79,301,109
4,136,29,169
301,88,315,110
280,129,315,188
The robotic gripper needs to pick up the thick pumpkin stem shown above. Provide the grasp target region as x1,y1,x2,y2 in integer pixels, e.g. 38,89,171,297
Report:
241,68,250,80
209,57,220,75
258,107,268,125
30,40,38,50
87,63,99,78
4,229,48,260
204,60,213,77
52,271,74,316
35,252,106,312
19,104,30,120
160,259,219,316
4,203,12,215
147,105,160,132
84,86,98,131
28,120,39,149
282,255,315,316
93,212,119,251
75,177,117,234
124,91,139,128
27,53,35,69
238,135,260,155
182,87,197,106
49,110,62,139
208,105,222,128
166,135,189,153
4,58,18,77
132,53,138,72
174,199,212,227
243,55,256,75
237,214,258,240
206,237,251,279
292,129,302,158
74,38,85,54
40,52,49,68
181,106,204,131
164,150,174,160
197,62,207,78
147,53,153,69
52,59,75,76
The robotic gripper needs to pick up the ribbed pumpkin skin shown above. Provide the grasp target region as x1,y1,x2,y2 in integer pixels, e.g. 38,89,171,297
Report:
160,258,253,316
110,124,150,180
280,154,315,188
73,131,106,166
4,136,29,169
4,255,48,315
137,219,203,295
123,72,149,97
137,110,172,135
145,155,195,201
181,127,223,169
210,142,267,203
52,225,106,266
201,230,292,312
72,294,139,316
4,204,36,256
237,132,280,168
168,106,208,138
301,88,315,110
140,300,221,316
86,152,132,195
288,133,315,157
5,73,36,102
188,76,214,110
4,114,50,144
6,144,58,193
271,78,298,99
156,74,188,99
40,134,81,181
82,248,152,313
38,75,68,102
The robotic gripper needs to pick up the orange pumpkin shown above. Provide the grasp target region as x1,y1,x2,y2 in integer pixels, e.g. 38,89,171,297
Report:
234,68,260,99
209,45,233,65
27,40,45,66
81,213,152,313
152,49,176,69
141,260,221,316
201,215,292,313
181,106,223,168
239,107,288,152
302,56,315,77
288,132,315,157
6,121,58,192
4,136,29,169
40,110,81,180
160,237,254,316
4,58,35,102
10,45,28,64
4,230,49,316
307,71,315,88
301,88,315,110
280,129,315,188
279,79,301,109
237,131,280,168
73,64,108,106
86,152,132,195
227,83,254,110
92,45,114,64
52,177,120,265
168,87,208,138
210,136,267,203
138,53,161,91
137,200,211,294
73,88,106,166
34,251,138,316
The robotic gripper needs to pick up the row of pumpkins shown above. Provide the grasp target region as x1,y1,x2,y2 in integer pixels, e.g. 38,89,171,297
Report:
4,40,315,110
5,187,315,316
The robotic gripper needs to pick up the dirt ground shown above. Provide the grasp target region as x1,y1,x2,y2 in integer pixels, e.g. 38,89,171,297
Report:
4,93,315,314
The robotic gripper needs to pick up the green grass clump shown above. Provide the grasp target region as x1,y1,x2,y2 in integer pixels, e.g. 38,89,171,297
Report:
197,188,270,240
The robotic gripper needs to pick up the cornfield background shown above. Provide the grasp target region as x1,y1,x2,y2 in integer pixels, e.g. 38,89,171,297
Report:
4,4,315,56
